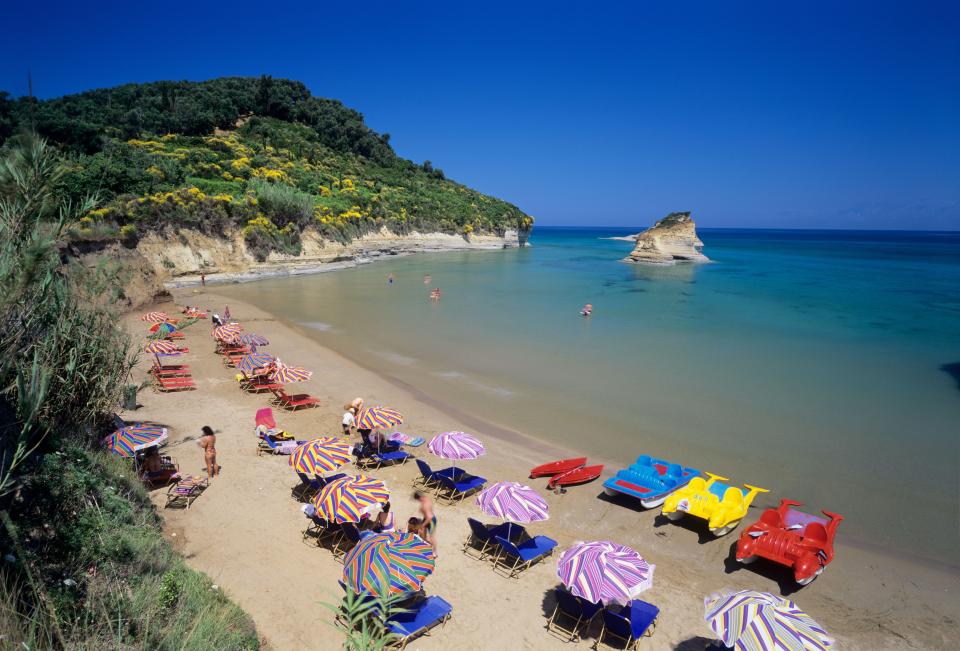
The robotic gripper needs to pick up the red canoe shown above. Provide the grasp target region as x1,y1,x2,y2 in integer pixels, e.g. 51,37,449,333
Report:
529,457,587,478
549,464,604,489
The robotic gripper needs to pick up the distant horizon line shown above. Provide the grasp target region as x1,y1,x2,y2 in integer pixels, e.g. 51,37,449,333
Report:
533,224,960,233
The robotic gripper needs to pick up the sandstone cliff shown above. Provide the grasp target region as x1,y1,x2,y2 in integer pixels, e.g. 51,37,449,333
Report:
621,212,708,264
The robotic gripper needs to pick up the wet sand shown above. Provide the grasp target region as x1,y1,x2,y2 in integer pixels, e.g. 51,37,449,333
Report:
124,290,959,650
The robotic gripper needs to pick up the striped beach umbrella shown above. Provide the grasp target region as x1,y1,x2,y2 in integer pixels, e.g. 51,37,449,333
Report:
289,438,354,475
705,590,834,651
237,353,274,374
104,424,168,457
311,475,390,524
141,311,169,323
144,340,179,355
343,532,436,595
212,324,242,342
356,406,404,430
476,482,549,523
557,541,653,605
238,333,269,346
428,431,484,461
270,363,313,384
149,321,177,334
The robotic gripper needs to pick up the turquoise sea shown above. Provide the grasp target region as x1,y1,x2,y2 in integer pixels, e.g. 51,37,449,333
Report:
219,227,960,565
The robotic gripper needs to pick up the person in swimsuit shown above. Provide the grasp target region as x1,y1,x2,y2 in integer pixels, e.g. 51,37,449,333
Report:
413,491,437,554
198,425,218,478
374,501,395,533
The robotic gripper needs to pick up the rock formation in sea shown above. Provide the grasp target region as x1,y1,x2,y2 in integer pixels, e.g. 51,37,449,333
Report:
621,212,708,264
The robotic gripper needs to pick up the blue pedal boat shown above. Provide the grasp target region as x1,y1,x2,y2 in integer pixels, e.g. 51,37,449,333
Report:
602,455,700,508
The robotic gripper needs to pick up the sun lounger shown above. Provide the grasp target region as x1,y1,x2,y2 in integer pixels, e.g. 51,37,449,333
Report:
596,600,659,649
293,471,345,500
304,514,341,545
331,522,363,560
243,379,283,393
164,475,208,509
257,434,303,456
270,388,320,410
385,595,453,650
153,376,196,392
355,443,412,469
435,473,487,504
150,364,191,377
492,535,557,578
547,588,603,642
412,459,465,493
462,518,521,561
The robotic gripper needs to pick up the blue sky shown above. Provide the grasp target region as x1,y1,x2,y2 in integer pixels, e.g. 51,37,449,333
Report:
1,1,957,229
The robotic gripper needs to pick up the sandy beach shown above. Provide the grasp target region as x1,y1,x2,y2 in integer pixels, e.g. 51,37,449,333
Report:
123,290,959,650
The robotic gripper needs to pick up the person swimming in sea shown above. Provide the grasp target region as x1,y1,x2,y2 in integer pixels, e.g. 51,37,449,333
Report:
388,273,394,285
430,288,441,302
580,303,593,316
423,274,431,285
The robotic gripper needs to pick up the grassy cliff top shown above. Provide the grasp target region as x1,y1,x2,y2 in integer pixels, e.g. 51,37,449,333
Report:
0,77,532,256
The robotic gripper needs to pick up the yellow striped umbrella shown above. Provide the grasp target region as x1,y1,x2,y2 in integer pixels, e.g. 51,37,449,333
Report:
311,475,390,524
141,311,169,323
270,364,313,384
212,324,242,342
144,340,179,355
356,406,403,430
289,438,354,475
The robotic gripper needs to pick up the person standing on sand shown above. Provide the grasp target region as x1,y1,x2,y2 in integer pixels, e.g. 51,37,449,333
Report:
198,426,218,478
413,492,437,554
200,272,206,287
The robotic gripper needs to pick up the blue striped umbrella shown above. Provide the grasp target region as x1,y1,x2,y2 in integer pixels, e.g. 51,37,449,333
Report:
557,541,652,605
104,424,168,457
343,532,436,595
238,333,270,346
237,353,274,374
270,363,312,384
705,590,834,650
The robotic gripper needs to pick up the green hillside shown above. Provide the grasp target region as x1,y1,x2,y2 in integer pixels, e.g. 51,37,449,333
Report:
0,77,533,259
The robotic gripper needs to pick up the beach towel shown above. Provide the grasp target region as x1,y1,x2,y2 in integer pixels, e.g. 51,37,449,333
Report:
389,432,424,447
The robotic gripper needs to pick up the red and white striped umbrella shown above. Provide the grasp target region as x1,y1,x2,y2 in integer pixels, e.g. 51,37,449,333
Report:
557,540,653,605
476,482,548,523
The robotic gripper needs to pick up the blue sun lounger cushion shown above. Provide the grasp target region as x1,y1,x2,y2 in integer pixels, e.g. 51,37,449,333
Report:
386,595,453,645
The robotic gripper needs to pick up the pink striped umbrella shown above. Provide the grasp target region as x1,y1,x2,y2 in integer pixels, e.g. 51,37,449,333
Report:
144,340,179,355
476,482,549,523
428,431,484,462
141,311,169,323
557,540,654,605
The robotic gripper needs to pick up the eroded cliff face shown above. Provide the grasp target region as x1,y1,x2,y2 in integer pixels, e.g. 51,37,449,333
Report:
134,227,524,284
622,212,708,264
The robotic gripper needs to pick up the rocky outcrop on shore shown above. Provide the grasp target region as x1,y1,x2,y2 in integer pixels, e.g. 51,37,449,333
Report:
622,212,708,264
135,227,525,288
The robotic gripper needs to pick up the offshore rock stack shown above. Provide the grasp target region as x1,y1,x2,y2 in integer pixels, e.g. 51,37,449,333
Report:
621,212,708,264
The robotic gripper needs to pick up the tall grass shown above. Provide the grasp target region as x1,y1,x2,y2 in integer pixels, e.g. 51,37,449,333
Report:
0,134,259,649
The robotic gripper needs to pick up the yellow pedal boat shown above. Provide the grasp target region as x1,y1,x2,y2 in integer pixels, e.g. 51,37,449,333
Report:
661,472,768,537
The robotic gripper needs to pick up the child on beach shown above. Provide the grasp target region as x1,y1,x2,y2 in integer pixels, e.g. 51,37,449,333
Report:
341,406,356,436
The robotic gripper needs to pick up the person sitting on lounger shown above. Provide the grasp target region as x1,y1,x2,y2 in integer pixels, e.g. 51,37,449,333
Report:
140,446,177,485
374,501,395,533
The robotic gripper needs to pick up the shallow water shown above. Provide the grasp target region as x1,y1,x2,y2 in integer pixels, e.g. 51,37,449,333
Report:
219,227,960,564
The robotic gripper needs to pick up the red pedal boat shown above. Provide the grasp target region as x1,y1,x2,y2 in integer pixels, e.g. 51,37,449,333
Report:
529,457,587,478
548,464,604,489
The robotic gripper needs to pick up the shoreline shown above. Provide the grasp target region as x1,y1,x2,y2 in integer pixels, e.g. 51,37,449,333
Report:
127,290,960,650
279,311,958,577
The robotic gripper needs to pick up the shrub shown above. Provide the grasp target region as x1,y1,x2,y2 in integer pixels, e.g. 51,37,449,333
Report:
249,178,312,229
